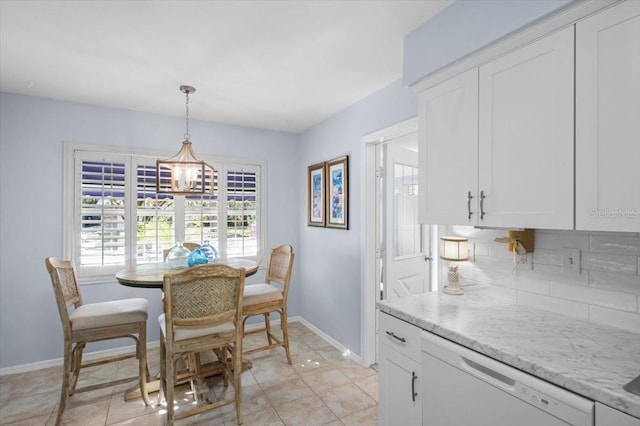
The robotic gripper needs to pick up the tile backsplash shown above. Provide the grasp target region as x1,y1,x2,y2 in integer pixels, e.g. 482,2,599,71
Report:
441,226,640,332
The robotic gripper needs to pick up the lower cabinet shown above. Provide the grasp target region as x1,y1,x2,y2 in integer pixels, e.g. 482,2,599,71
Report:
378,312,422,425
595,403,640,426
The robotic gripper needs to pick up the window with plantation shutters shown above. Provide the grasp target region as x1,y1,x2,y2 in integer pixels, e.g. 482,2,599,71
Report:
75,152,128,277
135,161,176,264
225,166,258,257
184,169,219,249
66,144,265,283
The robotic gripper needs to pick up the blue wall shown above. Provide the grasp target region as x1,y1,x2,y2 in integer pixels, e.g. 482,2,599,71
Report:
403,0,574,86
297,80,417,354
0,93,299,369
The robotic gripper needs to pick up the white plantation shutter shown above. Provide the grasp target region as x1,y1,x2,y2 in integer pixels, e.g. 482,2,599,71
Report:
225,165,259,258
75,151,128,277
135,160,175,264
184,170,219,246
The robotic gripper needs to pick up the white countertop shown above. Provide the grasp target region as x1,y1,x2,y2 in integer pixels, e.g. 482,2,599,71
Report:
377,287,640,418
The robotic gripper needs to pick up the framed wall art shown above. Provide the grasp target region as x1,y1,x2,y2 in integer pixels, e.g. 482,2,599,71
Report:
325,156,348,229
307,162,326,227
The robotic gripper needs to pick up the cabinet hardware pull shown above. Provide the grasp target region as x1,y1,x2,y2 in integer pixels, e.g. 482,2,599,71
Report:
385,331,406,343
425,255,433,262
467,191,473,220
412,371,418,402
480,190,486,220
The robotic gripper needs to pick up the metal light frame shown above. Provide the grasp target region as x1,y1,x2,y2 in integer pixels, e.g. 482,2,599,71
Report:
156,85,214,195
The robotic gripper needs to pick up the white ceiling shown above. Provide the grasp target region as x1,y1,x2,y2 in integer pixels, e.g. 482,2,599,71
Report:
0,0,451,134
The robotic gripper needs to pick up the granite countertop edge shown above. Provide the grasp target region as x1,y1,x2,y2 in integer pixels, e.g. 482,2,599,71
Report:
377,291,640,419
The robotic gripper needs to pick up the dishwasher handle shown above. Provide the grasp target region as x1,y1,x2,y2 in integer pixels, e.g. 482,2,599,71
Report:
461,356,516,389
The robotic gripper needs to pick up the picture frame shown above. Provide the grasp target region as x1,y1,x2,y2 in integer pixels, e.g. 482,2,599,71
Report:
325,156,348,229
307,162,326,227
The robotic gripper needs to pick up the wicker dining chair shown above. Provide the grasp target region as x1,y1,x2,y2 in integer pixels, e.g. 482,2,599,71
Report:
44,257,150,426
242,244,295,364
158,263,246,425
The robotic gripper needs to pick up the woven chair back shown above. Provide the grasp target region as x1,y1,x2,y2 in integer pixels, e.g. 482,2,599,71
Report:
45,258,83,326
265,245,294,290
164,264,245,330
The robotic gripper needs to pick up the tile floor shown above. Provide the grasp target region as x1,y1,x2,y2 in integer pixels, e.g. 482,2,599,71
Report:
0,322,378,425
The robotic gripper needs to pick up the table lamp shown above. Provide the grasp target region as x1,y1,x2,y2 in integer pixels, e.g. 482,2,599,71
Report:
439,236,469,295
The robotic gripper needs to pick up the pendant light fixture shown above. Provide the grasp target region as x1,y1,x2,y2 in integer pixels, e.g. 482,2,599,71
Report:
156,85,214,195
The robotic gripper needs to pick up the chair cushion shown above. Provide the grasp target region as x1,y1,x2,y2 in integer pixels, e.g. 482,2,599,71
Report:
243,283,283,306
158,314,235,341
70,298,148,330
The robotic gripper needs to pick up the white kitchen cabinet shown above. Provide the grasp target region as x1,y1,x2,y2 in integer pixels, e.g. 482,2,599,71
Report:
478,26,574,229
595,402,640,426
378,311,421,426
418,68,478,225
576,1,640,232
418,27,574,229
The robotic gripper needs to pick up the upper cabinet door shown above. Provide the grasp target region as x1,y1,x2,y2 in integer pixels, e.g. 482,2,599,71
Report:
478,27,575,229
418,68,479,225
576,1,640,232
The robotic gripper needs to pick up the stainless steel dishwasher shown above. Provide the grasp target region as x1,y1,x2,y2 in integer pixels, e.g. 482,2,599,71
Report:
421,331,594,426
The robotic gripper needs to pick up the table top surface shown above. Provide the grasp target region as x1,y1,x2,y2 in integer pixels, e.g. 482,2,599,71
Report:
116,259,260,288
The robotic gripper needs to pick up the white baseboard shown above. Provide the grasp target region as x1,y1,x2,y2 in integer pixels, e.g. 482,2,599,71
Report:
0,317,362,376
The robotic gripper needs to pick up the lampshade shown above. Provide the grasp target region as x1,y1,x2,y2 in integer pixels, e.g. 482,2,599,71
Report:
439,237,469,261
156,85,214,195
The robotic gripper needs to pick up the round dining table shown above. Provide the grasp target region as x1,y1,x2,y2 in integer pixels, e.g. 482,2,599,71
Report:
115,258,260,288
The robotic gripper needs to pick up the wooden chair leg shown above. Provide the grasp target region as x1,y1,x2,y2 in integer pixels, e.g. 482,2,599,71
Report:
233,342,243,425
158,335,166,407
55,342,72,426
138,324,150,406
166,353,176,425
281,310,292,365
69,342,85,393
264,313,273,345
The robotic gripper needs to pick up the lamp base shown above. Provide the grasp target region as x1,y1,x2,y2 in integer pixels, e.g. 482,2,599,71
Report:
442,284,464,295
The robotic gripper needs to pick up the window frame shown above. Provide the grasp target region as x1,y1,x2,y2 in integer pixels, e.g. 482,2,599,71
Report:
63,142,266,284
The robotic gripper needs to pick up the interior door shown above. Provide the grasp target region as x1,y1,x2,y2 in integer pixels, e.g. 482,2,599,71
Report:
383,140,430,300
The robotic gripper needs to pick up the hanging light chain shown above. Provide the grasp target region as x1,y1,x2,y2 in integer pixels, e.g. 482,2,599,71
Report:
184,89,190,141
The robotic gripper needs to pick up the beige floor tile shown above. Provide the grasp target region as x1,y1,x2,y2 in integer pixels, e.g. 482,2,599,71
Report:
315,345,350,363
223,405,284,426
106,391,159,425
250,359,297,385
216,383,271,422
0,389,58,424
260,376,314,406
290,351,332,375
353,374,378,402
273,394,338,426
50,399,110,426
320,421,345,426
340,405,378,426
107,411,166,426
2,412,51,426
300,334,331,350
315,382,376,418
335,359,376,382
300,366,350,391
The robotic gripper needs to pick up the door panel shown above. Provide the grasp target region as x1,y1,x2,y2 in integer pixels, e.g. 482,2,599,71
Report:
384,142,429,300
